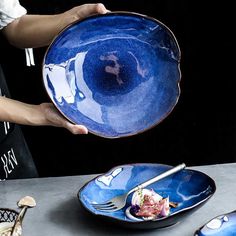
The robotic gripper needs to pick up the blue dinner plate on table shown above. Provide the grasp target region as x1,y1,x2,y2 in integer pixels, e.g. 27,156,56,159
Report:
42,12,181,138
195,210,236,236
78,163,216,229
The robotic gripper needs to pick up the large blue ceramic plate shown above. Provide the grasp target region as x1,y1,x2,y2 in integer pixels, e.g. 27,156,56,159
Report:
43,12,181,138
78,163,216,229
194,210,236,236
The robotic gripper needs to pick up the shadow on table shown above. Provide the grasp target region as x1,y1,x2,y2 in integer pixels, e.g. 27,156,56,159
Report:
47,197,171,235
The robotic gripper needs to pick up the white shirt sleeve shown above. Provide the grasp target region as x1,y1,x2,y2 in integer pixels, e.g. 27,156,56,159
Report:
0,0,27,30
0,1,34,66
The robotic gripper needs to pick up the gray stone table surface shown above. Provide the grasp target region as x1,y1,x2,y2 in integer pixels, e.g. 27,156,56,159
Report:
0,163,235,236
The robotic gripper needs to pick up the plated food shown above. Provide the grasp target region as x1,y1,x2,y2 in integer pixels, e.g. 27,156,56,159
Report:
128,188,171,220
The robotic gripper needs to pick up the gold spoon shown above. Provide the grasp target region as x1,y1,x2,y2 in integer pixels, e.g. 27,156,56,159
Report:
11,196,36,236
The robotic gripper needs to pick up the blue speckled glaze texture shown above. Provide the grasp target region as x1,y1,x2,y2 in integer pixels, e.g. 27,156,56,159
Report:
43,12,181,138
195,210,236,236
78,163,216,229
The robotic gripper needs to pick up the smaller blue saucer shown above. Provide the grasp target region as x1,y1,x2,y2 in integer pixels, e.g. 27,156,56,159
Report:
195,210,236,236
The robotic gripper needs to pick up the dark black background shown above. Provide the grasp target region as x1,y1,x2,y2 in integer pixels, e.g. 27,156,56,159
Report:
0,1,235,177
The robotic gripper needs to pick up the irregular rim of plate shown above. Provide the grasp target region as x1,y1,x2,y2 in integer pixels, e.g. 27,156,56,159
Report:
42,12,182,139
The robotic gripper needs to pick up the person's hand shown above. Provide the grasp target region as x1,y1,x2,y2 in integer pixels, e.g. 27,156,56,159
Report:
59,3,109,29
2,3,109,48
39,103,88,135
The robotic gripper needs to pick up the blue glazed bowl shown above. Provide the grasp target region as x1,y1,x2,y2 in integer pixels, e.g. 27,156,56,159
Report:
42,12,181,138
195,210,236,236
78,163,216,229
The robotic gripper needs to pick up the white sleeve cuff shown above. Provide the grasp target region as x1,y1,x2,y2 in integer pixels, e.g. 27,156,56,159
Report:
0,0,27,30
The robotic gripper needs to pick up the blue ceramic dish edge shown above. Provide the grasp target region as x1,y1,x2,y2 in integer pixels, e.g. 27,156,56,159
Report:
194,209,236,236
